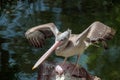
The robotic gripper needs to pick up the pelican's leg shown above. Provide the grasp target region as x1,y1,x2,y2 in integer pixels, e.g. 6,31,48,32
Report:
75,54,81,66
71,54,81,76
62,57,68,65
71,55,92,79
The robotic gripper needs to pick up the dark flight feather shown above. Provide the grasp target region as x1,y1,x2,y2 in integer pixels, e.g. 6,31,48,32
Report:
87,21,116,49
25,23,59,48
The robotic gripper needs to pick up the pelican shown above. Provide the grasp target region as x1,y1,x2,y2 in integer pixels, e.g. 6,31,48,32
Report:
25,21,115,70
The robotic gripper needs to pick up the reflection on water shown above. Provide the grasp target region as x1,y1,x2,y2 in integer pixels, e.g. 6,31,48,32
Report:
0,0,120,80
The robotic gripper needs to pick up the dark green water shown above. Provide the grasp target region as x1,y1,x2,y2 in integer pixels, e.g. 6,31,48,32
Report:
0,0,120,80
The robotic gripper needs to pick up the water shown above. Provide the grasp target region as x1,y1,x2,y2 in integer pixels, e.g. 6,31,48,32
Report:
0,0,120,80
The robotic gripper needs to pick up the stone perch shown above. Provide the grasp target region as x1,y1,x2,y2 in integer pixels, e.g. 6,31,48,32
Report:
37,62,101,80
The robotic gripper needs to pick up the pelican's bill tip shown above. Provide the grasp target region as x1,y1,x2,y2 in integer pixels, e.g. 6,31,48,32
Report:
32,66,36,70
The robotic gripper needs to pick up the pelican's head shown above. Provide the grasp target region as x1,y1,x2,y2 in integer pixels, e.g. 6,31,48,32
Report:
56,29,71,45
32,29,71,70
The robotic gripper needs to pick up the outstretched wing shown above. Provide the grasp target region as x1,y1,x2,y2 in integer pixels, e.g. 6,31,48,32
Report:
87,21,115,41
25,23,60,47
76,21,116,49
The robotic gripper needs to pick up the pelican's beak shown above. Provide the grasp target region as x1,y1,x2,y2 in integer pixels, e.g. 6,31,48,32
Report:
32,41,62,70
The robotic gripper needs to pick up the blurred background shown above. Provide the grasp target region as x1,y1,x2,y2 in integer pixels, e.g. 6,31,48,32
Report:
0,0,120,80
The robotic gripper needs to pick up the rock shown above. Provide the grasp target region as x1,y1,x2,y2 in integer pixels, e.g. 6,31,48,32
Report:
37,61,101,80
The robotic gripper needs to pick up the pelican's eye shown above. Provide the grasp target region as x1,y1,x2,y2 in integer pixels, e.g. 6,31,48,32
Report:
61,37,67,41
60,38,64,41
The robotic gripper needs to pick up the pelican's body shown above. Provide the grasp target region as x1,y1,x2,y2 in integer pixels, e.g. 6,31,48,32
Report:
55,34,86,57
25,21,116,70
